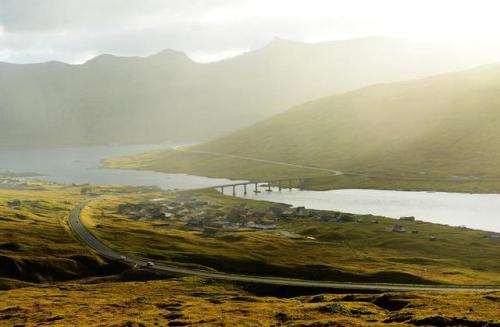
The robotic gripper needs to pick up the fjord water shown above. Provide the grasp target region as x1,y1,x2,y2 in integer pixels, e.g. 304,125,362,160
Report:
2,144,499,232
224,186,500,233
0,144,242,189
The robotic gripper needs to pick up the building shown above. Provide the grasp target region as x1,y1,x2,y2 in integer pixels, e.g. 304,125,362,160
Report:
386,225,406,233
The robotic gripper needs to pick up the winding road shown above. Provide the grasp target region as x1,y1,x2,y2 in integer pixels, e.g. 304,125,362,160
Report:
69,200,500,292
174,146,343,175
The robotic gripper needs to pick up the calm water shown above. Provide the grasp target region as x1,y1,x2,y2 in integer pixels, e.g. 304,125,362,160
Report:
0,143,244,189
2,144,499,232
223,185,500,232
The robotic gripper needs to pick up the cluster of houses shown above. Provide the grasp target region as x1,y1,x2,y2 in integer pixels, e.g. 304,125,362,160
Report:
117,194,287,235
116,194,356,237
115,195,500,244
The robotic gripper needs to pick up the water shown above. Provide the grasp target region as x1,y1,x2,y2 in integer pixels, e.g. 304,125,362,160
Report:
222,185,500,233
0,143,244,190
2,144,500,232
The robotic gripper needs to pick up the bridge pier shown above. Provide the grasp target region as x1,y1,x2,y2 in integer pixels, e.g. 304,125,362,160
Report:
243,184,247,195
220,186,224,194
254,182,259,193
267,182,272,192
232,185,236,196
278,180,282,192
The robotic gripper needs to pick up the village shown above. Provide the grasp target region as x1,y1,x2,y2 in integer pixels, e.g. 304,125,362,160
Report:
115,193,367,238
114,193,431,238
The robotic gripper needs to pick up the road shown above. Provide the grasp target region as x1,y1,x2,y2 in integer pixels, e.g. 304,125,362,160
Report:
174,146,343,176
69,200,500,292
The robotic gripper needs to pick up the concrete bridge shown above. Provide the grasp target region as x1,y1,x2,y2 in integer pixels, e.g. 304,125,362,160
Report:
216,177,318,196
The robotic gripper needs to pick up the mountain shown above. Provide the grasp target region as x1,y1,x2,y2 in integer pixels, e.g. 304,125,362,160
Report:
2,37,500,148
125,62,500,188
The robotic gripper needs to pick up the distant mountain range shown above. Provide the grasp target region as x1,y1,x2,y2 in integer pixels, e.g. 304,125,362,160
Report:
181,61,500,181
2,37,500,148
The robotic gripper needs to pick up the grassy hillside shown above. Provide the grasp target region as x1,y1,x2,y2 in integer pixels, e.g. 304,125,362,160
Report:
2,185,500,325
0,184,115,288
110,62,500,192
3,37,500,147
83,189,500,285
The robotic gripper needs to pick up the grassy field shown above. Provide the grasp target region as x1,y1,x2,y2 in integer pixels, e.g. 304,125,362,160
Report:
2,185,500,326
107,63,500,193
3,276,500,326
0,183,159,290
83,189,500,285
0,184,107,289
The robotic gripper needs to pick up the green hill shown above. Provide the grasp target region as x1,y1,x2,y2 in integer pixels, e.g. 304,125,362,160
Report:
110,62,500,192
3,37,500,147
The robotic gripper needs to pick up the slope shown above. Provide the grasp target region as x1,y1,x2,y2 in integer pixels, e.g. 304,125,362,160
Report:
3,37,500,147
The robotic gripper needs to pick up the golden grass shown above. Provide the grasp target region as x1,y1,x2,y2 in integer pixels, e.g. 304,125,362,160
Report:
82,190,500,285
1,276,500,326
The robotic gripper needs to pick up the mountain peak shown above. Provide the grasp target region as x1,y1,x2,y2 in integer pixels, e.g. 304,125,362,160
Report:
149,49,192,62
85,54,122,65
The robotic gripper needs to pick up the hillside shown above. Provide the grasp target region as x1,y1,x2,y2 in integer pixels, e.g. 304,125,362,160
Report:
2,182,500,325
3,37,500,147
110,62,500,192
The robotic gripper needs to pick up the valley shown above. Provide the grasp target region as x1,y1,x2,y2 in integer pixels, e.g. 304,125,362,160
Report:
2,181,500,325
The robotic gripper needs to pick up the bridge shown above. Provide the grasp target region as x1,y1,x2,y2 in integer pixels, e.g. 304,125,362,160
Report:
215,176,329,196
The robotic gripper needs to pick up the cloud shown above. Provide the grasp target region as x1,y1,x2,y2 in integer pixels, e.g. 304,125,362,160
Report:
2,0,500,64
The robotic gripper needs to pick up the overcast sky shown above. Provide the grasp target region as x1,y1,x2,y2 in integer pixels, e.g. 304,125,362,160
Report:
1,0,500,64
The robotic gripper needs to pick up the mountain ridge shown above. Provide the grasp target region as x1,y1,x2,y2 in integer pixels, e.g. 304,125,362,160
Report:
111,61,500,192
3,37,500,148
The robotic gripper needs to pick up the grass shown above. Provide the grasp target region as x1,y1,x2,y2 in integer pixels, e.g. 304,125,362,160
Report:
0,183,152,288
2,277,500,326
82,189,500,285
106,149,500,192
106,62,500,193
2,184,500,325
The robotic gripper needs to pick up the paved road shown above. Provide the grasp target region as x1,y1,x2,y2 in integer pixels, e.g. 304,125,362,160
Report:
69,200,500,292
174,147,342,176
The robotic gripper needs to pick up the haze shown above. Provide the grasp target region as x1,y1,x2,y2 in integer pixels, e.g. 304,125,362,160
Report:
4,1,500,325
2,0,500,64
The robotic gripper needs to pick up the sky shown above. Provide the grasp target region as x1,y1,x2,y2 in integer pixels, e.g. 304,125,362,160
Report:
1,0,500,64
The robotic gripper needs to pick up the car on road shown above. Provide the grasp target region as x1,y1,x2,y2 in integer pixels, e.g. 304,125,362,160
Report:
119,255,127,261
146,261,155,267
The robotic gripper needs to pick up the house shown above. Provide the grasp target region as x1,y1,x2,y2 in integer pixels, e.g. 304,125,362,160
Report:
246,222,277,230
385,225,406,233
400,216,415,222
488,233,500,240
294,206,308,217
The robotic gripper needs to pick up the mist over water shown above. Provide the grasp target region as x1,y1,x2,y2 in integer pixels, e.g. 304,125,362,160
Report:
0,144,243,189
